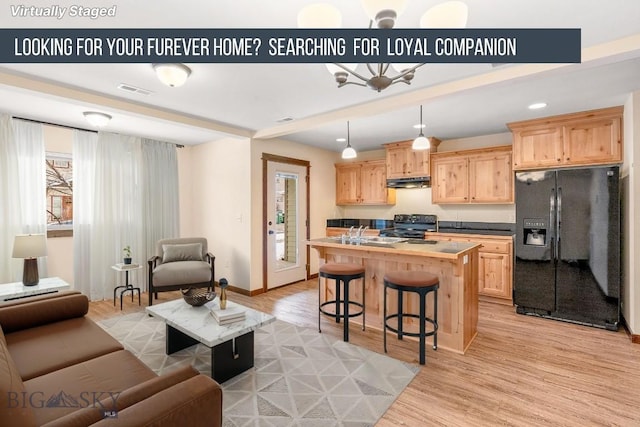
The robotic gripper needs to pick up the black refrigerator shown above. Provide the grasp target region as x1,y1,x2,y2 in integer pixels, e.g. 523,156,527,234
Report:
514,166,620,330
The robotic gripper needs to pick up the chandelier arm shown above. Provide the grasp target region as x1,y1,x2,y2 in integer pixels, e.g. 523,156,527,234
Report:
385,63,426,81
338,81,368,88
390,79,411,86
381,63,391,75
365,63,378,77
334,63,370,83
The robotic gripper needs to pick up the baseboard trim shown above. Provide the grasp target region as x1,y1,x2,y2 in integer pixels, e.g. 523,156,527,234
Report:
308,273,318,280
620,315,640,344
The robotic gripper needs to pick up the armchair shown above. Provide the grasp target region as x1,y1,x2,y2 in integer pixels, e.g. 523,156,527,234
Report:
148,237,215,306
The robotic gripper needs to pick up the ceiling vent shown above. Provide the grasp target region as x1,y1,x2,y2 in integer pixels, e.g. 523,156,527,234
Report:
276,116,294,123
117,83,153,96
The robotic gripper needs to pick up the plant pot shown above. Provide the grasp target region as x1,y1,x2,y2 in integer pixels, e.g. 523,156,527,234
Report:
123,257,132,265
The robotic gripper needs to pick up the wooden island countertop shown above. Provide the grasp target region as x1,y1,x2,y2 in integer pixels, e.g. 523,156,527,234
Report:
307,237,480,354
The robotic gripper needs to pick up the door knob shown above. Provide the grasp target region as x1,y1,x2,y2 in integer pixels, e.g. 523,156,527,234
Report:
268,230,275,235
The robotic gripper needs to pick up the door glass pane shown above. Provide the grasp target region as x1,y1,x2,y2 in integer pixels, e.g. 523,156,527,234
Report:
275,172,298,271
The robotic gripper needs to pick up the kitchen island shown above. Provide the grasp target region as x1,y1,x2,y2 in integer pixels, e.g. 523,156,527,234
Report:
307,237,480,354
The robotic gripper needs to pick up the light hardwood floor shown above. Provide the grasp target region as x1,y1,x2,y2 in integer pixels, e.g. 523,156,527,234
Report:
88,281,640,426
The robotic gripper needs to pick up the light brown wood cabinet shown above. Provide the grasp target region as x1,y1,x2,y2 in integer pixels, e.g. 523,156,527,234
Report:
384,139,440,179
430,233,513,304
335,160,396,205
431,145,513,204
508,106,623,170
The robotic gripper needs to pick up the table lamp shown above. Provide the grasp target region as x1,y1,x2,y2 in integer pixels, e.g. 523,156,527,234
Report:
12,234,47,286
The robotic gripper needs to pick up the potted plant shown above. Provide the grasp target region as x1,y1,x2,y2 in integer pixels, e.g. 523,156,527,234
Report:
122,246,132,265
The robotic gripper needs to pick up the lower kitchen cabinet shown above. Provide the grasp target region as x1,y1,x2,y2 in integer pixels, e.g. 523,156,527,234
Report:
430,233,513,304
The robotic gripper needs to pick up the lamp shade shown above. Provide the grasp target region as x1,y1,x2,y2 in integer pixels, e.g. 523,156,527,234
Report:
83,111,112,127
298,3,342,28
361,0,407,20
12,234,47,259
420,1,469,28
153,63,191,87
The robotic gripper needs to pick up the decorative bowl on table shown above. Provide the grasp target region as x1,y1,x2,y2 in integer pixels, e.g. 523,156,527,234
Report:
181,288,216,307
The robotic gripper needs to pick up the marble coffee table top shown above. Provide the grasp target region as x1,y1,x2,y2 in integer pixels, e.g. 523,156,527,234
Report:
145,297,275,348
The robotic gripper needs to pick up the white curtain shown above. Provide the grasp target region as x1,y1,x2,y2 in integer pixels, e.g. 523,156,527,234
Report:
0,117,46,283
142,138,180,260
73,131,179,300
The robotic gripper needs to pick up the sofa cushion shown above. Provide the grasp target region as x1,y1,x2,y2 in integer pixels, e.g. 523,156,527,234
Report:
0,325,37,427
40,365,201,427
152,260,212,287
24,349,157,426
162,243,203,263
5,317,123,381
0,291,87,334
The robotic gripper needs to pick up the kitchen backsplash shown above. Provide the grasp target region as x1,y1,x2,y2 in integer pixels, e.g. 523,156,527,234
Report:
336,187,516,223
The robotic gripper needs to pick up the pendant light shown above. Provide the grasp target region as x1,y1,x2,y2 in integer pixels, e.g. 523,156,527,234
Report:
412,105,430,150
341,121,357,159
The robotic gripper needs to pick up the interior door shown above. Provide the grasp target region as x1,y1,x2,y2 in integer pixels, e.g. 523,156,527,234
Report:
266,161,308,289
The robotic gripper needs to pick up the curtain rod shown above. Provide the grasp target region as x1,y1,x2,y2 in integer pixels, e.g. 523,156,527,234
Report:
12,116,185,148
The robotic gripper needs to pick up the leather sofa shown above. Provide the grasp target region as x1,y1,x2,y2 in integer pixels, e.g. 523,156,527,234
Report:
0,291,222,426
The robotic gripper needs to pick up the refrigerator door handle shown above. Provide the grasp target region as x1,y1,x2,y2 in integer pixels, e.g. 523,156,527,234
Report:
550,188,557,260
557,186,562,259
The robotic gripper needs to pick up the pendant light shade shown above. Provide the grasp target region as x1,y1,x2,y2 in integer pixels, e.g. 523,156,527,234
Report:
412,105,431,150
341,121,357,159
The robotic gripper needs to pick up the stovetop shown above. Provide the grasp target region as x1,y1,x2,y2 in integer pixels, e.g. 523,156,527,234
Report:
379,214,438,238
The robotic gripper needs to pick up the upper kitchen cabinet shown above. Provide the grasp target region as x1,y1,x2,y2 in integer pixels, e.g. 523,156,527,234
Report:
508,106,623,171
384,138,441,179
335,160,396,205
431,145,513,204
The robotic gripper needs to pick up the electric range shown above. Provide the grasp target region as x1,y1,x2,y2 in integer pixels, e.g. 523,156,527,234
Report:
379,214,438,239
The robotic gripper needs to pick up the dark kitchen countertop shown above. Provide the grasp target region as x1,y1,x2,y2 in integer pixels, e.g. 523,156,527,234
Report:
326,218,393,229
437,221,515,237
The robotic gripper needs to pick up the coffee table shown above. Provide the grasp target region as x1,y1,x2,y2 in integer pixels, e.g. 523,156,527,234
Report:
145,297,275,383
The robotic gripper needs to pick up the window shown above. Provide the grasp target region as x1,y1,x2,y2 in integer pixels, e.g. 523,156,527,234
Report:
46,152,73,237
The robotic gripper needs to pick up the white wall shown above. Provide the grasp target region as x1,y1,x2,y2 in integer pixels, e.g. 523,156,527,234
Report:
178,137,252,289
249,137,338,292
338,132,516,223
622,91,640,334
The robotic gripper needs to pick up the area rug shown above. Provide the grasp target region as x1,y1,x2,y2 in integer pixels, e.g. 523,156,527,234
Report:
98,312,419,427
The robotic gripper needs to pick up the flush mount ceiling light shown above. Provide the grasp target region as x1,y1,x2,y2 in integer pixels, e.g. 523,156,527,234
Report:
299,1,468,92
83,111,112,127
528,102,548,110
152,63,191,87
412,105,430,150
341,121,357,159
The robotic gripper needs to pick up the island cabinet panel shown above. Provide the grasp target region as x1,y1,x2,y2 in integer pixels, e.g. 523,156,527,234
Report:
335,160,395,205
308,239,479,354
509,106,623,171
431,145,513,204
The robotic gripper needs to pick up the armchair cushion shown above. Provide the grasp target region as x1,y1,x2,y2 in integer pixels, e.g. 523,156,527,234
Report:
152,261,212,287
162,243,203,263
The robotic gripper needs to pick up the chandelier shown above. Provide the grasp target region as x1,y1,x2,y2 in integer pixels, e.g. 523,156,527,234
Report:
298,1,468,92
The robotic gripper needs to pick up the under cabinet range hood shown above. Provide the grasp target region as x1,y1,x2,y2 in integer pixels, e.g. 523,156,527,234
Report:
386,177,431,188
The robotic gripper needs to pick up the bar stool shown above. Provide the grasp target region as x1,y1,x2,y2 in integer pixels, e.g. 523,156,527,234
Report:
383,270,439,365
318,262,366,342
